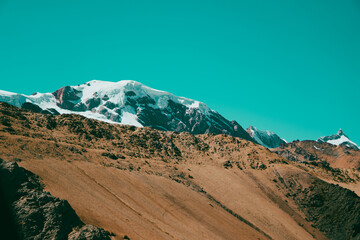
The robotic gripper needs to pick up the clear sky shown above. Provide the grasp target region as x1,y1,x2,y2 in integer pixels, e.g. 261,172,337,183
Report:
1,0,359,144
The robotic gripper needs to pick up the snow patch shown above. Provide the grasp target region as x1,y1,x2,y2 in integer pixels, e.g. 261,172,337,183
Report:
120,111,143,127
327,135,357,147
314,146,323,151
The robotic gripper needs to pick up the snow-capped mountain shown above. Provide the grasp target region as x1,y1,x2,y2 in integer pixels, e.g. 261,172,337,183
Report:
0,80,254,142
246,126,286,148
317,129,359,150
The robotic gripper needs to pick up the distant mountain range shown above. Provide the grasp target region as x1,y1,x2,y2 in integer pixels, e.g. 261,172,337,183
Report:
247,126,359,150
0,80,358,150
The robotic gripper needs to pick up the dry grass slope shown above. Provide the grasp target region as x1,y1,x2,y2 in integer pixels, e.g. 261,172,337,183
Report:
0,102,359,240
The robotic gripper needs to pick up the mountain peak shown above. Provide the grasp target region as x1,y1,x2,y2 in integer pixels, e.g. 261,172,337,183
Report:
246,126,286,148
337,128,345,135
0,80,254,142
317,130,359,150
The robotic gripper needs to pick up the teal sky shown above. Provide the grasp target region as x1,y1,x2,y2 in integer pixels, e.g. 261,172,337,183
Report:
1,0,359,144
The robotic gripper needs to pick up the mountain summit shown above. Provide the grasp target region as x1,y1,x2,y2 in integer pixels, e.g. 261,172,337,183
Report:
0,80,254,142
246,126,286,148
317,129,359,150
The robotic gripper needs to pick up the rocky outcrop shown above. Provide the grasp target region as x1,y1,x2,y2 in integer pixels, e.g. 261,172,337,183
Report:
283,176,360,240
52,86,86,111
0,159,111,240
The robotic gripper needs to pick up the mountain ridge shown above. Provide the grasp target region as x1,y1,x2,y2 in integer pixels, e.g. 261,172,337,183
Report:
0,80,254,142
1,81,359,150
246,125,287,148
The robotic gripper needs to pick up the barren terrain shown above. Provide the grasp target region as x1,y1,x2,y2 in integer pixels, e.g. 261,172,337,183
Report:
1,102,360,240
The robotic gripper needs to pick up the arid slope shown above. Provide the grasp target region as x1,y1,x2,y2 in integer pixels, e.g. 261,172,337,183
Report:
1,102,359,240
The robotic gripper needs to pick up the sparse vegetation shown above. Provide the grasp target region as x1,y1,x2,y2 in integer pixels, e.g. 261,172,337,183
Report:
101,152,125,160
223,160,233,169
1,102,360,240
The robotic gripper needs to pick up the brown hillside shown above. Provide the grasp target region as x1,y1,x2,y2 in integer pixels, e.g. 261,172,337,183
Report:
1,102,360,240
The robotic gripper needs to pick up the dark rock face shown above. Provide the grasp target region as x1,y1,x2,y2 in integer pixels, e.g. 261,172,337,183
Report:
287,178,360,240
134,99,254,142
86,97,101,110
44,108,60,115
52,86,83,111
21,102,60,116
21,102,43,113
0,159,111,240
53,86,81,103
104,101,116,110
